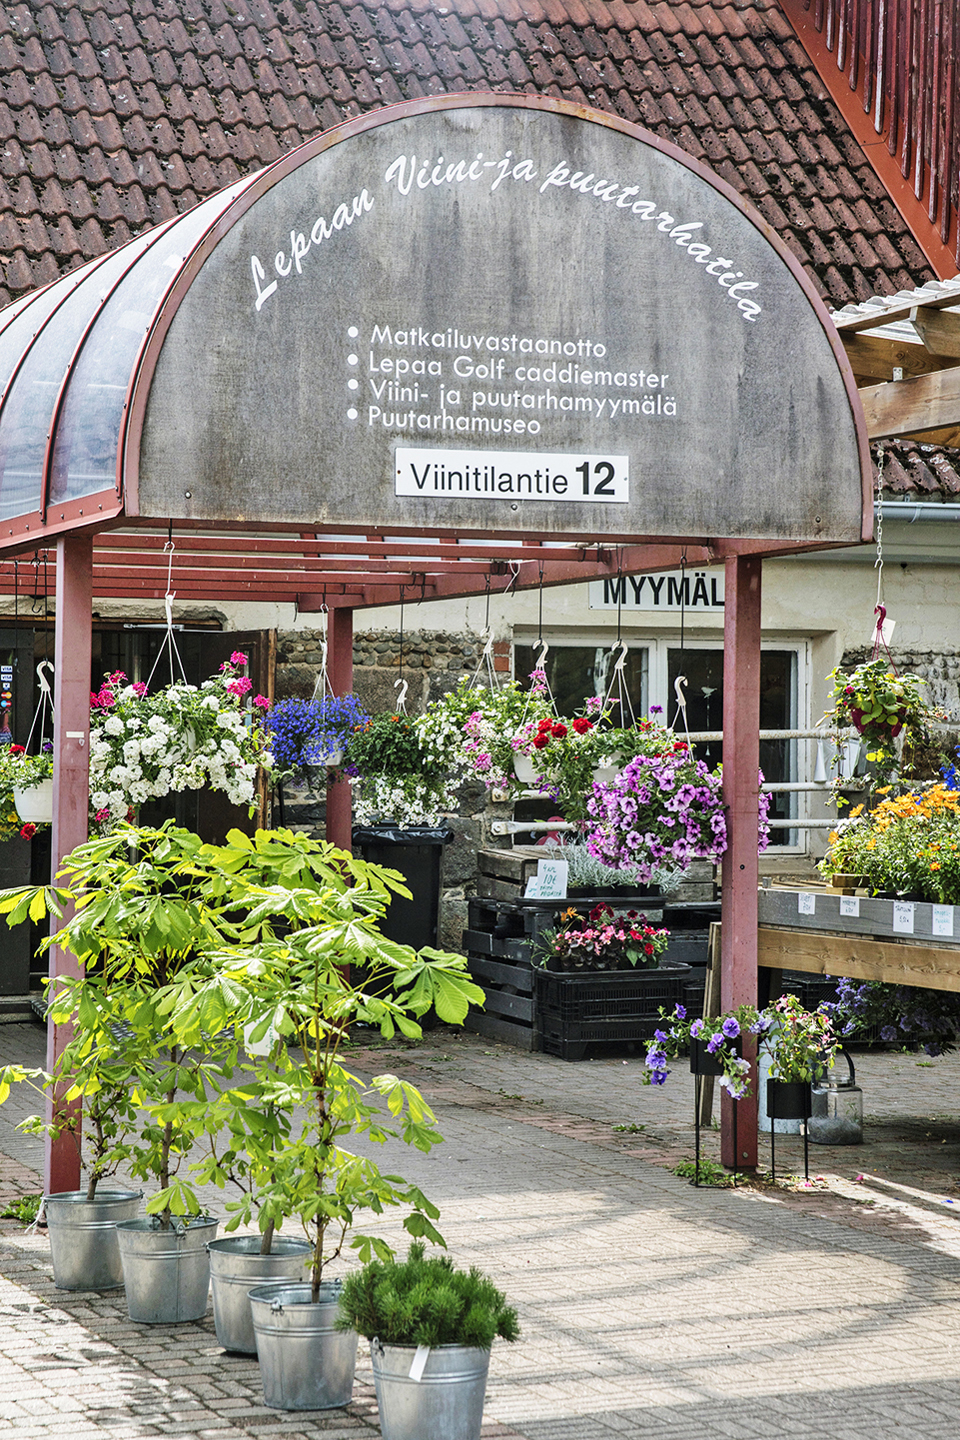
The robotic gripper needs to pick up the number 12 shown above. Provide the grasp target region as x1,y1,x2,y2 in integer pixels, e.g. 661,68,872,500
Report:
576,460,617,496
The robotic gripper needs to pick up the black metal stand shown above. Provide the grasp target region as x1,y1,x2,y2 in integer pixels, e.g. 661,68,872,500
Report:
770,1116,809,1184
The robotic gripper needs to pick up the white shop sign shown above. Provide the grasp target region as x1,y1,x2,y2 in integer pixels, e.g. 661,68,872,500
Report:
589,568,724,610
395,448,629,503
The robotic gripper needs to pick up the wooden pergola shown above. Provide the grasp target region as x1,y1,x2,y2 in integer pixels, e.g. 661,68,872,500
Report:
834,277,960,446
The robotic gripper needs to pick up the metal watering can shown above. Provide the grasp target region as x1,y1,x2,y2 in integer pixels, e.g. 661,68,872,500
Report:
809,1048,863,1146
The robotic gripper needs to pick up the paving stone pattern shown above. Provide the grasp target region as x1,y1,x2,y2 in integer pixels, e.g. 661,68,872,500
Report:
3,1021,960,1436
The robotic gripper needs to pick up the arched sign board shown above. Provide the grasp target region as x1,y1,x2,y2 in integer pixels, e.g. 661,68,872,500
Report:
132,96,869,545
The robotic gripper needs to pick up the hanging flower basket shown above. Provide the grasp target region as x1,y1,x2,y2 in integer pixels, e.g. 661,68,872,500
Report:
263,694,366,784
89,655,274,831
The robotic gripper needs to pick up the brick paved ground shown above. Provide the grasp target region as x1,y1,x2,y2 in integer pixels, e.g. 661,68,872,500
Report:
3,1019,960,1437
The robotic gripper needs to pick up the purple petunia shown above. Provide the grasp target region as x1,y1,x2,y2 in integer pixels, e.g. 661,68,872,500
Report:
721,1017,741,1040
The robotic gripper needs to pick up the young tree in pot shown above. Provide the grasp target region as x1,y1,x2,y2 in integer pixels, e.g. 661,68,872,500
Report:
0,1037,142,1291
178,826,423,1355
162,825,485,1409
0,824,238,1319
336,1242,520,1440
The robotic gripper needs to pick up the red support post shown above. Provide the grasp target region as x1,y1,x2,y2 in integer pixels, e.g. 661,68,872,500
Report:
325,607,353,851
720,554,762,1171
45,533,93,1194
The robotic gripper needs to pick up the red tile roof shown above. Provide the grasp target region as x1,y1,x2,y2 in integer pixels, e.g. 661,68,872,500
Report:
0,0,935,309
875,441,960,503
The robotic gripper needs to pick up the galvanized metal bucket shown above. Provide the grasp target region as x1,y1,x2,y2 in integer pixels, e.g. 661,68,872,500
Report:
371,1341,491,1440
115,1215,218,1323
248,1281,358,1411
208,1236,311,1354
45,1189,141,1291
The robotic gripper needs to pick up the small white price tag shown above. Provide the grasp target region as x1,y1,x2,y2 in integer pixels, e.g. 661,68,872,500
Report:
933,905,955,937
893,901,915,934
535,858,568,900
523,875,541,898
797,893,816,915
839,896,860,918
408,1345,431,1382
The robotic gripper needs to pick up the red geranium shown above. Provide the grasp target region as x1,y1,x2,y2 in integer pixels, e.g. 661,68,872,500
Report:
19,823,36,840
551,723,568,739
572,717,592,734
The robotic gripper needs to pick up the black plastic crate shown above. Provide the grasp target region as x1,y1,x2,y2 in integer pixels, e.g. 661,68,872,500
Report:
534,966,688,1061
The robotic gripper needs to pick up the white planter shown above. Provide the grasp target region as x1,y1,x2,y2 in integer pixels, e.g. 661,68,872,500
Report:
592,761,620,785
513,754,538,784
14,779,53,824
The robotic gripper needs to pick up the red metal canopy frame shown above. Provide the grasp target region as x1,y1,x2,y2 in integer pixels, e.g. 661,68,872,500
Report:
0,93,872,1193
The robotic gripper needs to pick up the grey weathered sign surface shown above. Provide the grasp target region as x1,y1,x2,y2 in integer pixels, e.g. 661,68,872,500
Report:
135,97,867,542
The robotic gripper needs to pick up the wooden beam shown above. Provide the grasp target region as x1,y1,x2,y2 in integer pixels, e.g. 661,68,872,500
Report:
842,332,947,382
758,926,960,993
889,425,960,446
859,365,960,438
911,307,960,359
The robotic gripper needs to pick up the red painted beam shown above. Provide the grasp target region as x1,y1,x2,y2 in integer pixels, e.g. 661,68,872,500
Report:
46,533,93,1196
720,554,762,1172
325,607,353,853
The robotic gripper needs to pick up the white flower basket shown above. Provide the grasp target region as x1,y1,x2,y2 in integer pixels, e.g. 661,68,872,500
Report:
14,779,53,824
592,756,621,785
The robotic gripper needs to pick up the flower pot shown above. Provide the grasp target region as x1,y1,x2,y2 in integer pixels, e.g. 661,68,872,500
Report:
765,1079,811,1121
512,753,538,784
689,1035,741,1077
45,1188,141,1291
208,1235,312,1354
591,755,621,784
14,780,53,825
115,1215,219,1323
371,1340,491,1440
248,1281,358,1411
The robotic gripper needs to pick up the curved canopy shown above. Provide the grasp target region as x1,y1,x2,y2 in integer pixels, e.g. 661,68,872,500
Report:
0,96,870,608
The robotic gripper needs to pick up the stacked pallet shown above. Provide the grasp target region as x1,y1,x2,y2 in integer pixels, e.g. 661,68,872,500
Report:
463,849,700,1056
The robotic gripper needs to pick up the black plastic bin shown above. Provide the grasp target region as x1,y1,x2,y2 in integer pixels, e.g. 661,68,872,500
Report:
352,824,453,951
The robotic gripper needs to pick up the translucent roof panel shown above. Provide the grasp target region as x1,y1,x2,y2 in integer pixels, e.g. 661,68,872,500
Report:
50,183,254,509
0,235,159,521
0,176,259,523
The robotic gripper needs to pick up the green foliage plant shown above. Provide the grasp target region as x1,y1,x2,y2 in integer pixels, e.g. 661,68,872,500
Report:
335,1241,519,1349
0,824,240,1223
0,823,485,1291
0,1192,42,1222
179,827,485,1298
827,659,939,795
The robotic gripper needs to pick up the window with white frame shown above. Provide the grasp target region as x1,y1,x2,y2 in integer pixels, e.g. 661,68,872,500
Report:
514,636,808,850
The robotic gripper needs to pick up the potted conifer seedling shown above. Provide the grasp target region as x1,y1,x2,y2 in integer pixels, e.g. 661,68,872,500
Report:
336,1243,519,1440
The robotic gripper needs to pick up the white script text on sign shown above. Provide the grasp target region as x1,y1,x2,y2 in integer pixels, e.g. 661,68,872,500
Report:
395,449,629,502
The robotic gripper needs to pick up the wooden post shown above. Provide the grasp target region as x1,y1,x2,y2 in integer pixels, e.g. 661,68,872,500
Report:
720,554,762,1170
325,607,353,851
45,533,93,1195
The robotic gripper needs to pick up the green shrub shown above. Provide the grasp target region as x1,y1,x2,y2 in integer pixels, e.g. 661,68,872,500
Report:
337,1242,520,1349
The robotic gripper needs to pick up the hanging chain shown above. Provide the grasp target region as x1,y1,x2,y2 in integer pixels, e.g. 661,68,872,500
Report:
146,537,188,687
395,586,408,712
874,444,885,610
615,550,623,645
679,550,687,656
